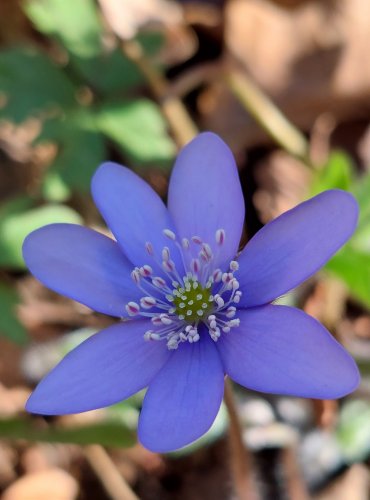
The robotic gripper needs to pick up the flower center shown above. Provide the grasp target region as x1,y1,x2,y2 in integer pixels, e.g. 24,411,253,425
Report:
171,279,212,322
125,228,242,350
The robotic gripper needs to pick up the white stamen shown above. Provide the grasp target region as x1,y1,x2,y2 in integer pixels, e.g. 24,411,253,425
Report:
145,242,154,255
162,260,175,272
182,238,190,249
213,269,222,282
215,229,225,245
162,247,170,261
131,269,141,284
230,260,239,271
191,259,200,274
126,302,140,316
152,277,166,288
140,265,153,277
163,229,176,240
128,230,241,349
160,314,173,325
140,297,157,309
201,243,213,260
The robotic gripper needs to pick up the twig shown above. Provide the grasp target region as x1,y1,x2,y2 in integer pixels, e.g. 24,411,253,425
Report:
225,70,311,165
84,445,139,500
121,39,198,148
224,378,259,500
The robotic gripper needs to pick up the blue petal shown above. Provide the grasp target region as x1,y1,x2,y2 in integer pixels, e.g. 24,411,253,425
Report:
26,320,170,415
217,305,359,399
23,223,140,318
168,133,245,268
237,190,358,307
138,334,224,452
92,162,182,274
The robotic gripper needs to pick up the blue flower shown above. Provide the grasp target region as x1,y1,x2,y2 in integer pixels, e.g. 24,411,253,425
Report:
23,133,359,452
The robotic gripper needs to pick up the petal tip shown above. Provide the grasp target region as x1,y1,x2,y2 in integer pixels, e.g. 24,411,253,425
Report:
318,188,359,230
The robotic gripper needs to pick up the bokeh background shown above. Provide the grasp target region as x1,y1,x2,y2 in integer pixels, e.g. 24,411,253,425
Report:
0,0,370,498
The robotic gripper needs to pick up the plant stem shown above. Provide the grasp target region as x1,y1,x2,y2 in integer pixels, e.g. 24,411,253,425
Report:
84,445,139,500
225,70,311,165
121,40,198,147
224,378,259,500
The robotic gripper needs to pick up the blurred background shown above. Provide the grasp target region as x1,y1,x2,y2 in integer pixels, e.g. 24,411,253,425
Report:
0,0,370,498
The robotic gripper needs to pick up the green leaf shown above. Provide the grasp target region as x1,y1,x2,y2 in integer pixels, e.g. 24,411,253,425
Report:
0,417,135,447
337,400,370,463
310,150,354,197
25,0,102,58
71,50,144,95
73,31,165,95
0,201,82,269
96,100,176,167
24,0,146,94
0,47,76,122
325,246,370,308
38,113,106,200
0,283,27,344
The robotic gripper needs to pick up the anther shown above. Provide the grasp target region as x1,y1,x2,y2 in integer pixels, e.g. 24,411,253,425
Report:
131,269,141,284
162,260,175,273
160,314,172,325
152,277,166,288
191,259,200,274
202,243,213,260
140,265,153,277
191,236,202,245
126,302,140,316
182,238,190,249
140,297,157,309
230,260,239,271
215,229,225,245
162,247,170,261
213,269,222,282
163,229,176,240
145,242,154,255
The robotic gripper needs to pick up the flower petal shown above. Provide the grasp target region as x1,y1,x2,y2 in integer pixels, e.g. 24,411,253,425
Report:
237,190,358,307
23,223,140,318
138,334,224,452
91,162,182,273
217,305,359,399
26,320,170,415
168,132,245,267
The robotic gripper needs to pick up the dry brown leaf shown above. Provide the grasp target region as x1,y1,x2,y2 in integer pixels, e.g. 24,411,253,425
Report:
201,0,370,151
98,0,183,40
313,464,370,500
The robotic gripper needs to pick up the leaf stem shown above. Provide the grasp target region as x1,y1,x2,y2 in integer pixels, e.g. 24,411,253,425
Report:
84,444,139,500
224,378,259,500
225,70,311,166
121,40,198,147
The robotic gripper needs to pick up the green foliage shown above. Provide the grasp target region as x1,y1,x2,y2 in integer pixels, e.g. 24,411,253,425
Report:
0,283,27,344
38,113,106,201
96,100,176,166
0,417,135,447
0,0,174,202
0,199,82,269
326,248,370,307
24,0,151,94
337,400,370,463
0,47,76,122
310,151,370,308
25,0,103,58
310,150,354,196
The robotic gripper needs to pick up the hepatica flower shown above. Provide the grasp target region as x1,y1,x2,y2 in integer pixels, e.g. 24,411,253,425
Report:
24,133,360,452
